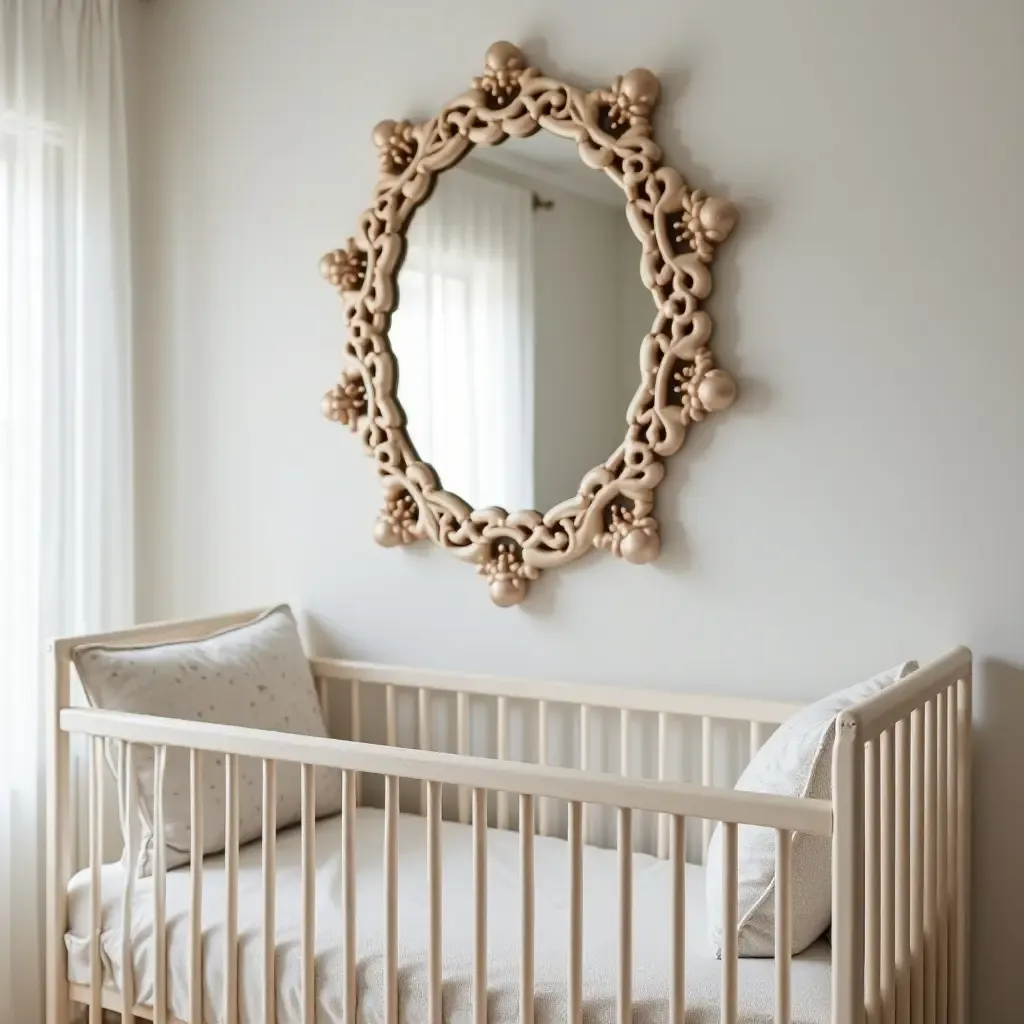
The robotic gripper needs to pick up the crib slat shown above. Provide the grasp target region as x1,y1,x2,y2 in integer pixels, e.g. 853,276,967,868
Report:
119,743,137,1024
473,788,488,1024
262,759,276,1024
657,712,669,860
428,780,443,1024
89,737,103,1024
936,692,948,1024
947,685,960,1024
618,806,633,1024
385,682,397,747
880,728,896,1024
895,717,911,1024
457,691,471,823
224,753,239,1024
775,829,793,1024
190,750,205,1024
520,793,535,1024
865,740,881,1023
419,687,431,815
910,707,924,1024
721,821,739,1024
538,700,550,836
301,764,316,1024
317,677,330,721
956,676,971,1024
670,815,686,1024
579,704,590,844
749,720,764,762
568,800,583,1024
351,680,362,805
154,745,168,1024
497,696,510,829
385,774,400,1024
702,717,714,862
342,770,357,1024
924,700,937,1024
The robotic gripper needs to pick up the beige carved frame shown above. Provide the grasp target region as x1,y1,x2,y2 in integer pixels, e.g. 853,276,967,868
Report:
321,42,739,607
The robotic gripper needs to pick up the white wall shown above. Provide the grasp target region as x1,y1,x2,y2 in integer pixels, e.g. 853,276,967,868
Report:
130,1,1024,1015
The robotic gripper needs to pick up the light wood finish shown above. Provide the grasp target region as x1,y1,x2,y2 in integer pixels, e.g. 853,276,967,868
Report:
385,682,397,748
341,771,357,1024
190,751,205,1024
924,701,937,1024
316,677,330,721
53,623,972,1024
153,746,168,1024
670,815,686,1024
46,643,72,1024
749,720,764,761
579,704,590,844
497,696,510,829
261,760,276,1024
350,679,362,804
879,729,896,1024
910,708,924,1024
62,708,834,836
520,793,535,1024
775,829,793,1024
955,675,971,1024
568,800,583,1024
88,737,103,1024
936,690,948,1024
832,713,865,1024
119,744,137,1024
472,788,488,1024
895,717,911,1024
313,658,802,727
865,739,880,1023
301,765,316,1024
457,691,470,824
419,687,431,814
618,807,633,1024
946,685,959,1024
538,700,550,836
657,711,669,859
224,754,239,1024
384,774,399,1024
427,781,443,1024
321,42,739,606
721,821,739,1024
702,716,714,861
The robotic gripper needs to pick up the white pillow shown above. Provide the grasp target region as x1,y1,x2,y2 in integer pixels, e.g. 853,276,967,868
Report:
73,605,343,875
705,660,918,957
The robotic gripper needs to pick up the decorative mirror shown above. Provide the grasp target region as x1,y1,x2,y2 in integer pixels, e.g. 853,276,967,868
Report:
321,41,739,607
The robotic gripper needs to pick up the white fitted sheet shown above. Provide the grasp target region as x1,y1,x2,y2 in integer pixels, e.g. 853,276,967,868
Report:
67,810,832,1023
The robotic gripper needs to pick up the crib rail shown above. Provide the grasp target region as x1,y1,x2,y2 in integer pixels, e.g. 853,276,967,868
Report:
831,647,971,1024
61,706,831,1024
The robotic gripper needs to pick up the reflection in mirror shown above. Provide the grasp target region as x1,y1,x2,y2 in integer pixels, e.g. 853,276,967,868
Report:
390,135,653,513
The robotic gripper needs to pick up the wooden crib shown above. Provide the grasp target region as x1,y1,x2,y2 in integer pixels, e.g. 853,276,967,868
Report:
45,610,972,1024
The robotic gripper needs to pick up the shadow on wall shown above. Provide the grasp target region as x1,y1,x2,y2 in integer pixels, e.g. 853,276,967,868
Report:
972,658,1024,1012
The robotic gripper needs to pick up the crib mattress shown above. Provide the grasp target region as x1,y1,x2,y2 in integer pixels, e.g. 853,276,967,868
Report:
67,809,832,1024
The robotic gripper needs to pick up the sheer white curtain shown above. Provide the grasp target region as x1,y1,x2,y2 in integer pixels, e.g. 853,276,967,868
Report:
0,2,133,1020
392,166,535,511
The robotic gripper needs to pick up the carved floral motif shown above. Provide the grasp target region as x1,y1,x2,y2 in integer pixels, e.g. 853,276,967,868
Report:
321,41,739,606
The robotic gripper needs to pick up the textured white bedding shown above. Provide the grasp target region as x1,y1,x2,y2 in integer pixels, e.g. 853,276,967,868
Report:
67,809,832,1024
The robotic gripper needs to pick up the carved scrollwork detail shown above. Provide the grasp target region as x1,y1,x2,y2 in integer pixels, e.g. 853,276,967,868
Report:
321,41,739,607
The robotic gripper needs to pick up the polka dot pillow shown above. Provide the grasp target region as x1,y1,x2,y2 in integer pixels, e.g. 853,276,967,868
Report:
73,605,342,875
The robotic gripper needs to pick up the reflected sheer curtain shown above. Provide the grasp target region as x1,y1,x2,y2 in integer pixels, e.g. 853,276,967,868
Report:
391,167,535,510
0,2,133,1020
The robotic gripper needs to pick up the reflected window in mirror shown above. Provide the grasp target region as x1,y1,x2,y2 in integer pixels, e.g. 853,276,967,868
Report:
390,136,653,514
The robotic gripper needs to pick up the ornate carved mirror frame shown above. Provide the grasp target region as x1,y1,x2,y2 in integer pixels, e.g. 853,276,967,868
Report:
321,41,739,607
